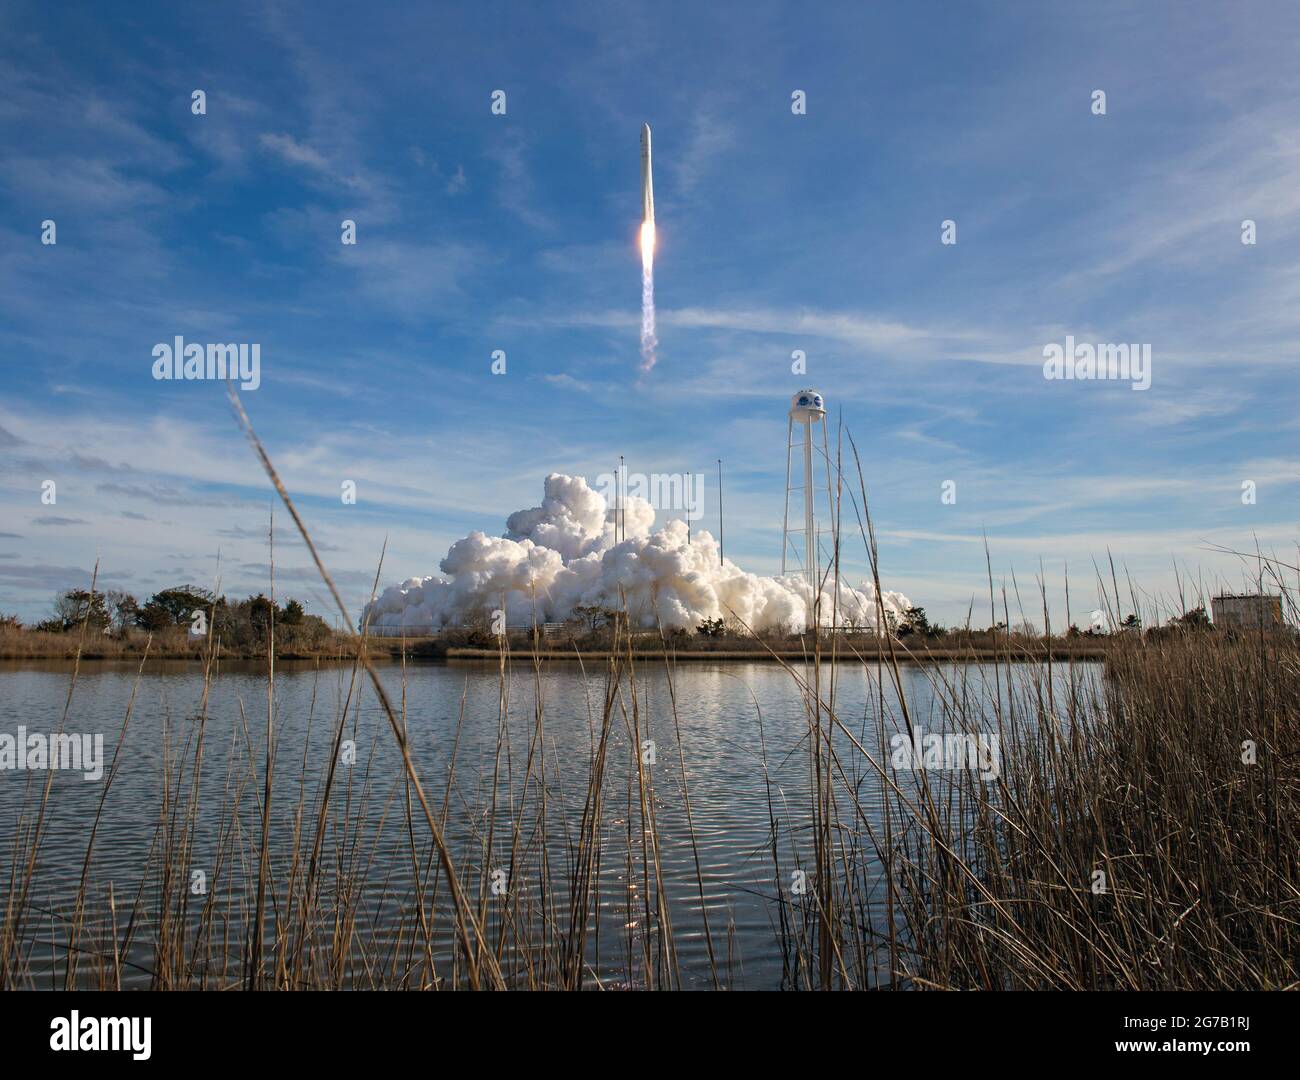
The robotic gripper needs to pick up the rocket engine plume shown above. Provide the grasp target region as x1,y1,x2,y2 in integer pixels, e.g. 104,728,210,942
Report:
639,225,657,372
361,473,913,635
639,123,657,372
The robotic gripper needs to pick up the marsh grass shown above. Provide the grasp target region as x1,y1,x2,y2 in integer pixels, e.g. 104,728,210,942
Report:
0,406,1294,990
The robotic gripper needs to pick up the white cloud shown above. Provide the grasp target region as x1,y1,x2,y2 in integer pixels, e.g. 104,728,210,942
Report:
258,132,330,172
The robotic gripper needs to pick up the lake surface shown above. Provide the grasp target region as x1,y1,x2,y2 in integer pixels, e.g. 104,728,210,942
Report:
0,656,1100,989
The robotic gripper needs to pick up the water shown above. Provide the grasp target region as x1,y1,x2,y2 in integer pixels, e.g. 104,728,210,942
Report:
0,656,1099,989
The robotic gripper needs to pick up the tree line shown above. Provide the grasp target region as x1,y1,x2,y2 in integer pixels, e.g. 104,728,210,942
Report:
13,586,337,653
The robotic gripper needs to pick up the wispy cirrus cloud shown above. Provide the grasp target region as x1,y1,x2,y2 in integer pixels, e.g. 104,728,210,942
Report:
259,131,331,172
486,128,554,233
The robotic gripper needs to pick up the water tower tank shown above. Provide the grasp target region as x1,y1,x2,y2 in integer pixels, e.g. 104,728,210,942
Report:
789,389,826,421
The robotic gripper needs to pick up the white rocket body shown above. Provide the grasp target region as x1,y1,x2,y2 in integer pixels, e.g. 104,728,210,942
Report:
640,123,654,224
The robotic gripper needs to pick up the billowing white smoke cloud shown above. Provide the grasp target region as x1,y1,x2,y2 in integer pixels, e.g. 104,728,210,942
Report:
363,474,911,635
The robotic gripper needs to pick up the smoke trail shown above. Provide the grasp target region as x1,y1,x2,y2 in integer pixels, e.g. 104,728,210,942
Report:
639,263,657,371
639,222,657,372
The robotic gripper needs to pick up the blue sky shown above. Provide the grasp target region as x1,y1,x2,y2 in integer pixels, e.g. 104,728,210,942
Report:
1,0,1298,628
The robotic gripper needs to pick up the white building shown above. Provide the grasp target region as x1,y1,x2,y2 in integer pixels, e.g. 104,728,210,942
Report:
1210,593,1283,630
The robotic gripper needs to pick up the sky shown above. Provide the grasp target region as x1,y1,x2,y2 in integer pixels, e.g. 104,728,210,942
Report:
1,0,1298,630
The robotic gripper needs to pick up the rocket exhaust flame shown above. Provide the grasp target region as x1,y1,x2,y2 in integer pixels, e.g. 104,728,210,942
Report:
639,123,657,372
639,220,656,268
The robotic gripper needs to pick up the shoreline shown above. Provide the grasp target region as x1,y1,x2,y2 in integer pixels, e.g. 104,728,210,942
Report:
0,643,1111,666
442,645,1110,663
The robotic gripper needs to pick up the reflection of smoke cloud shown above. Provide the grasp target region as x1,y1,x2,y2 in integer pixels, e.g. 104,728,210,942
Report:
363,474,911,634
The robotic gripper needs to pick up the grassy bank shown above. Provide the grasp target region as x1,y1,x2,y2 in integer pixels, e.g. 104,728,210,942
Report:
887,629,1298,989
0,623,1111,664
0,624,357,661
440,642,1110,662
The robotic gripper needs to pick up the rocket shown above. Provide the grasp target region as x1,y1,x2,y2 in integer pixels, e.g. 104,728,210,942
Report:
640,123,654,224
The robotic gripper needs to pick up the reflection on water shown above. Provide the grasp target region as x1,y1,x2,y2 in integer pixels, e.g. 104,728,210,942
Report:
0,657,1099,989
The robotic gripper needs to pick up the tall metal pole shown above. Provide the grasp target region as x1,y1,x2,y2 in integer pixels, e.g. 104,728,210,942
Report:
821,416,837,630
717,458,724,565
781,420,793,574
803,416,815,628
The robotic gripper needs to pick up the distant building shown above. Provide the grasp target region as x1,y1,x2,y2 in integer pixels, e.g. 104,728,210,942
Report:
1211,593,1283,630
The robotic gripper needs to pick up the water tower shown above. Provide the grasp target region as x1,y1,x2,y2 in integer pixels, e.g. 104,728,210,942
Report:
781,389,831,628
